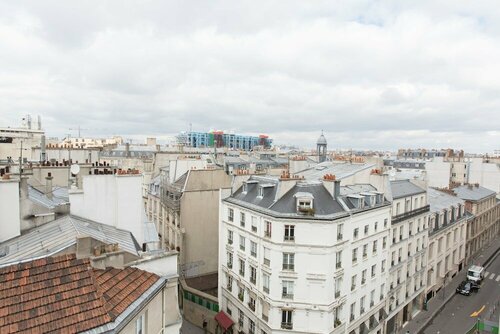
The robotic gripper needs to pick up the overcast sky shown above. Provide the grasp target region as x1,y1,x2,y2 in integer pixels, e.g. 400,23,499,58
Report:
0,1,499,152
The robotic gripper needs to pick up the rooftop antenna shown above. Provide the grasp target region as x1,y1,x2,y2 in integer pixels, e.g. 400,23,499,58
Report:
69,125,88,138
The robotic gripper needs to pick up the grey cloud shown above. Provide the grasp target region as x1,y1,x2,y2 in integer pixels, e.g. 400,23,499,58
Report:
0,0,499,153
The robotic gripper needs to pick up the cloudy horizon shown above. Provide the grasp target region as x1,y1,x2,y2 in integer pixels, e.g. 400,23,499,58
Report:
0,1,499,153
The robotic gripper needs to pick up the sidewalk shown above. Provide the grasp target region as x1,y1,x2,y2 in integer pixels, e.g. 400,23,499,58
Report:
403,239,500,334
181,318,205,334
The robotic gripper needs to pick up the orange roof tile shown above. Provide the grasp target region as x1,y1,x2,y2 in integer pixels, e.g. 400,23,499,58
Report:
0,254,160,333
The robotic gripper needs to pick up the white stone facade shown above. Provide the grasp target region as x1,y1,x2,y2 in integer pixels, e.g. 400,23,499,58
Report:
218,179,391,334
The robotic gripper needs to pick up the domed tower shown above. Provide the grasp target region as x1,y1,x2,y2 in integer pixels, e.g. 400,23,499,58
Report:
317,131,327,163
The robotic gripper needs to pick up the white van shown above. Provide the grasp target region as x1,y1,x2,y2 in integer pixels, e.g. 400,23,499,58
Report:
467,265,485,282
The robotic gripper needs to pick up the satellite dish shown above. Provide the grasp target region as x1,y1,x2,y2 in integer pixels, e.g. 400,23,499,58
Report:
70,164,80,175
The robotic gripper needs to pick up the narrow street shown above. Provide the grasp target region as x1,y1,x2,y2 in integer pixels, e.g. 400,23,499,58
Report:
423,251,500,333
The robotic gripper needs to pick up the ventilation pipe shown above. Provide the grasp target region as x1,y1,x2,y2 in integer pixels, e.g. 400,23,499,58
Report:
45,172,53,200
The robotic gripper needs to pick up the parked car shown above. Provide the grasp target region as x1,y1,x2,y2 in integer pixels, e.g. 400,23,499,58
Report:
456,281,472,296
467,280,480,292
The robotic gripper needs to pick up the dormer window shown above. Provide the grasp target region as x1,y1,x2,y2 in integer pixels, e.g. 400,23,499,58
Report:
243,183,248,193
294,192,314,215
258,186,264,198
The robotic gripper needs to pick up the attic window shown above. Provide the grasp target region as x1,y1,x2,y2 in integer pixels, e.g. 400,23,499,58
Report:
298,200,311,208
258,186,264,198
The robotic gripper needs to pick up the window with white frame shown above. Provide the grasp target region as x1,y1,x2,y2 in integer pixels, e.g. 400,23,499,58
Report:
227,274,233,291
284,225,295,241
282,280,294,299
249,319,255,334
240,212,246,227
336,251,342,269
239,259,245,276
135,312,146,334
250,241,257,257
281,310,293,329
360,296,366,314
251,216,257,232
250,265,257,284
238,308,244,327
372,240,377,253
337,223,344,240
263,272,270,293
228,208,234,222
265,221,272,238
351,275,357,291
282,253,295,271
240,235,246,251
352,248,358,264
263,247,270,266
228,230,233,245
227,252,233,268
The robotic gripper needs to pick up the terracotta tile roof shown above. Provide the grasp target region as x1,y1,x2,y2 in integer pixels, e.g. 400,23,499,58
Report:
0,254,160,334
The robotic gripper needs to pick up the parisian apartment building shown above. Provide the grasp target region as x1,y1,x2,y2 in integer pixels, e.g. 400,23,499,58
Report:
218,174,391,334
385,180,430,334
425,188,468,301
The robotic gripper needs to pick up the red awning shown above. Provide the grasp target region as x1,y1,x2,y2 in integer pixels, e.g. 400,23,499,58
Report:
214,311,234,331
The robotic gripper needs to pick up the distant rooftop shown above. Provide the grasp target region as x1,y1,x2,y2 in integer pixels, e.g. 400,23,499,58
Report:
296,161,375,181
428,188,465,212
452,184,496,201
28,185,69,209
0,215,140,266
390,180,426,199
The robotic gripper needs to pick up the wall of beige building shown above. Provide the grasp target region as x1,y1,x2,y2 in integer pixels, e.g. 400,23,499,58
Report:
180,169,232,277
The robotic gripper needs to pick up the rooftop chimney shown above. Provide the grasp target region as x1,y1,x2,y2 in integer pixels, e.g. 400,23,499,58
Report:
20,176,29,200
125,142,130,158
45,172,53,200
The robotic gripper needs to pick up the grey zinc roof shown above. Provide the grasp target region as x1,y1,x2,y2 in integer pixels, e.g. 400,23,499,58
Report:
296,161,375,181
228,176,347,218
28,186,69,209
0,215,140,266
452,185,496,201
390,180,426,199
231,176,280,209
427,188,465,213
270,183,345,215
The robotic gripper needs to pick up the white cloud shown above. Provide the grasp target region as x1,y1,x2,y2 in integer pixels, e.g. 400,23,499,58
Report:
0,0,499,153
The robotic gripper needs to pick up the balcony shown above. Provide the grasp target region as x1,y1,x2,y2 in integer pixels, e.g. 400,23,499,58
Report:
282,293,294,299
392,205,430,224
281,322,293,330
227,284,232,291
248,302,255,311
284,235,295,242
238,293,244,302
